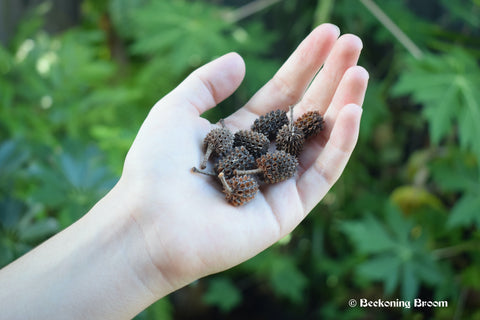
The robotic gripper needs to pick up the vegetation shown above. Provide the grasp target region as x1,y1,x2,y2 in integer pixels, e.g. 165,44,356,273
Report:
1,0,479,318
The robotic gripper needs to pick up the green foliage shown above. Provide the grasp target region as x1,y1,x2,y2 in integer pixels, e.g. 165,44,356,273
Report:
134,297,173,320
2,0,480,318
241,247,308,304
393,48,480,161
341,203,443,301
29,141,117,228
0,140,59,265
203,277,242,312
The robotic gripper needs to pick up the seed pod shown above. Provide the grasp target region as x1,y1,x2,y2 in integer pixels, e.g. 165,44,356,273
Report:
294,110,324,139
251,109,289,141
276,124,305,156
234,130,269,158
276,106,305,156
219,172,258,206
201,123,234,169
235,150,298,184
215,146,256,178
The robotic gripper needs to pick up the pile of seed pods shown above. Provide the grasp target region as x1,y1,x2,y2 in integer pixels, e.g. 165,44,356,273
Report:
192,107,324,206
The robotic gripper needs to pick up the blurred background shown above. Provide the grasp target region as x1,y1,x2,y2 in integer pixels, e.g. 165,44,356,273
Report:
1,0,479,319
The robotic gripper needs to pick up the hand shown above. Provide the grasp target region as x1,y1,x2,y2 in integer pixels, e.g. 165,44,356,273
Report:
116,23,369,294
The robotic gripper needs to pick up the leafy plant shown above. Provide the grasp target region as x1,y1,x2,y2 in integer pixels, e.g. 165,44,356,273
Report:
393,48,480,163
2,0,480,319
203,277,242,312
341,202,443,301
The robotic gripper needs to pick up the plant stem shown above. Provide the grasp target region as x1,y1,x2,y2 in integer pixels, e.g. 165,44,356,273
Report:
218,172,232,193
432,241,478,259
224,0,284,24
200,146,213,169
359,0,423,59
313,0,334,26
191,166,216,177
453,287,468,320
288,105,294,134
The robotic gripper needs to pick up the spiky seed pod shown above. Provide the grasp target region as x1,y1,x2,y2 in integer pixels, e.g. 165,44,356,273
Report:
251,109,289,141
219,172,258,206
201,126,234,169
235,150,298,184
294,110,324,139
215,146,256,178
276,105,305,156
276,124,305,156
256,150,298,183
234,130,269,158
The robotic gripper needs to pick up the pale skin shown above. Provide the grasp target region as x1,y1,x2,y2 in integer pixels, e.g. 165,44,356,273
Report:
0,24,368,319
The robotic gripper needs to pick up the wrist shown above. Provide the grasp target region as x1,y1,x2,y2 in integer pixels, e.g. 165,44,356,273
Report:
81,180,176,313
0,180,173,320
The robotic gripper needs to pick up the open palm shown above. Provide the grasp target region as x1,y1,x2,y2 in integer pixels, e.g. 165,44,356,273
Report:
117,24,369,293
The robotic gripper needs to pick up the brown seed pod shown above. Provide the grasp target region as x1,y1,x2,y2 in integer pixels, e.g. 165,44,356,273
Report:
219,172,259,206
234,130,269,158
276,106,305,156
251,109,289,141
201,122,234,169
215,146,256,178
276,124,305,156
235,150,298,184
294,110,324,139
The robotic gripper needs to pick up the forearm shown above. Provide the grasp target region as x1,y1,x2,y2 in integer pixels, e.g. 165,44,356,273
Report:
0,184,169,320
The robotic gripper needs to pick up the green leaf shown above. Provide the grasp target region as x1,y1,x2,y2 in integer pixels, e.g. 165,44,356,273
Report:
0,197,26,229
461,266,480,290
0,140,29,187
203,277,242,312
393,48,480,163
146,297,173,320
18,218,59,243
341,214,396,254
402,262,419,301
411,257,443,285
269,257,308,304
429,147,479,193
356,253,401,294
447,193,480,228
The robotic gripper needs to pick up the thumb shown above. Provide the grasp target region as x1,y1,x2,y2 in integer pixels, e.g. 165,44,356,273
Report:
162,52,246,116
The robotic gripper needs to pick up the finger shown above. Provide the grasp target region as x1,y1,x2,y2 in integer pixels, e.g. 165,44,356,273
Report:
297,104,362,213
297,65,368,174
226,24,340,128
322,65,369,138
157,52,245,116
296,34,363,116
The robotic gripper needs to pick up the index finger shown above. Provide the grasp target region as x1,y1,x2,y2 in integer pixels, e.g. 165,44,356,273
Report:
225,24,340,129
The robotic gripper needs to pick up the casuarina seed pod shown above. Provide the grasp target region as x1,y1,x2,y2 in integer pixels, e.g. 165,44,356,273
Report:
276,106,305,156
276,124,305,156
215,146,256,178
201,121,234,169
218,172,259,206
251,109,289,141
235,150,298,184
294,110,324,139
234,130,269,158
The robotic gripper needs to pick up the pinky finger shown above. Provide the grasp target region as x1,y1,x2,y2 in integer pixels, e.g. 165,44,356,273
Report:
296,103,362,213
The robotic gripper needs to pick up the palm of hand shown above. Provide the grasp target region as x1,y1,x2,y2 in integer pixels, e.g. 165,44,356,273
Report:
118,24,368,290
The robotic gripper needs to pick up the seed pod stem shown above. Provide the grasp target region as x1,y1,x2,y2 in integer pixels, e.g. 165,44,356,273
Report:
218,172,232,193
192,166,216,176
289,105,294,133
234,168,263,176
200,146,213,169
